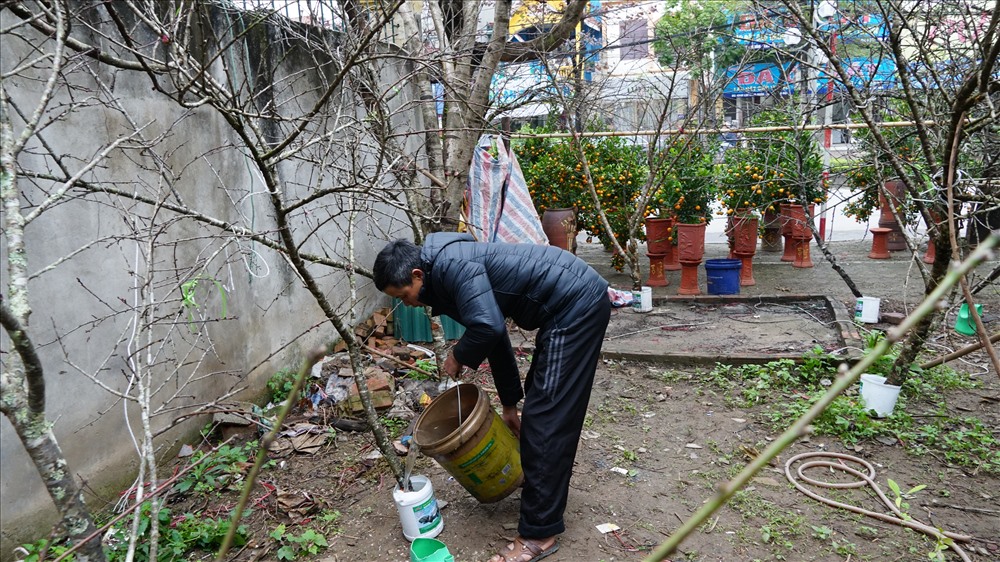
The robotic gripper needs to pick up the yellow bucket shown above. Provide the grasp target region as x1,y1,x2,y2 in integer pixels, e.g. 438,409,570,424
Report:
413,383,523,503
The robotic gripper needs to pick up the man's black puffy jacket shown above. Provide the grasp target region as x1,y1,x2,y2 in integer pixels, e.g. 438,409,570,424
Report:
416,232,608,406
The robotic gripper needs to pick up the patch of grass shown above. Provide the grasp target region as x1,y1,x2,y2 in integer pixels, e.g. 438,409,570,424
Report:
617,396,639,416
729,490,804,550
705,352,997,474
650,368,689,383
593,402,618,424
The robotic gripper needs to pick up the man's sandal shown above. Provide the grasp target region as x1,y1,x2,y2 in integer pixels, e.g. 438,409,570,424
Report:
488,537,559,562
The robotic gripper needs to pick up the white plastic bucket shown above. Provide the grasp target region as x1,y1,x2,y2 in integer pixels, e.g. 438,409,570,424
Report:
859,374,902,417
632,286,653,313
855,297,881,323
393,475,443,541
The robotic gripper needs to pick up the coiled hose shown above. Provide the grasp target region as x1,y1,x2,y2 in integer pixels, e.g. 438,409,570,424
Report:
785,451,973,562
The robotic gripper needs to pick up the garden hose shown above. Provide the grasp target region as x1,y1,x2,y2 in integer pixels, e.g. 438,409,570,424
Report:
784,451,973,562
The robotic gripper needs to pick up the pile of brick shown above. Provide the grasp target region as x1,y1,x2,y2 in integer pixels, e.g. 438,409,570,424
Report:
322,305,448,416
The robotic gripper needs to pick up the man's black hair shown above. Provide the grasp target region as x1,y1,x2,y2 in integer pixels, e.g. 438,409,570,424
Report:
373,239,422,291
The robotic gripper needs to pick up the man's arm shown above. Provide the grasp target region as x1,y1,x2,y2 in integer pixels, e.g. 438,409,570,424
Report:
485,331,524,408
437,259,508,370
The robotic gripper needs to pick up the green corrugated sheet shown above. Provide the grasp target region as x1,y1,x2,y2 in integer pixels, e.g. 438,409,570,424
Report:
392,299,466,342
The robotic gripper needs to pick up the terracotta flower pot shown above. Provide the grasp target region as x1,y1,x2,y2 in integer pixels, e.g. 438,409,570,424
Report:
730,215,759,286
761,208,782,253
922,210,942,264
731,215,759,256
676,222,707,263
645,217,674,255
878,180,906,225
878,180,906,251
646,253,669,287
676,222,707,296
541,208,577,253
869,227,892,259
788,204,815,268
779,203,796,262
787,204,815,239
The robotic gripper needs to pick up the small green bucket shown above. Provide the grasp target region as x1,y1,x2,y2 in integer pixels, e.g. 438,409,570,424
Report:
954,303,984,335
410,538,454,562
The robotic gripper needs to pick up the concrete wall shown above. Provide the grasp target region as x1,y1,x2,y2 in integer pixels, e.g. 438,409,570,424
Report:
0,2,419,551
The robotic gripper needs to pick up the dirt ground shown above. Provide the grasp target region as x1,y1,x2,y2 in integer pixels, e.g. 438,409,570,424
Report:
160,342,999,562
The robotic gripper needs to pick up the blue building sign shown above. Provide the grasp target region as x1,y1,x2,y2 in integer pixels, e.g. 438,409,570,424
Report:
723,62,797,98
817,57,896,94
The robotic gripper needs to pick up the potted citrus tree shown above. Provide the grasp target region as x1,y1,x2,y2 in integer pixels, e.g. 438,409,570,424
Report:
518,128,584,253
717,145,772,285
520,130,646,271
842,109,926,253
648,136,716,294
732,110,824,267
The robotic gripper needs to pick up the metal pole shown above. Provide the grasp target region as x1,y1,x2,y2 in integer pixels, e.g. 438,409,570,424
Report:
820,30,836,240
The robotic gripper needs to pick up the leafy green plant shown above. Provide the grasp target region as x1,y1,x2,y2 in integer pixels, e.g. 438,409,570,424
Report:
268,369,299,403
180,275,228,332
650,136,717,224
270,524,329,560
380,416,409,438
405,358,437,380
928,534,955,562
832,540,858,557
886,478,926,520
103,502,247,562
810,525,833,540
316,509,342,528
172,442,259,497
14,540,73,562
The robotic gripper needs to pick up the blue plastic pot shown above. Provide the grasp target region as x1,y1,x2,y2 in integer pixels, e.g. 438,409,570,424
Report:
705,259,742,295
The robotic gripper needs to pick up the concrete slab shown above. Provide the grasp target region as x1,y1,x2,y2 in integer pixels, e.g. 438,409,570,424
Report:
578,234,999,366
603,294,861,366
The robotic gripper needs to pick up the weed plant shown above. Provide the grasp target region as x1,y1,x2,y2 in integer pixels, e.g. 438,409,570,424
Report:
270,524,329,559
405,358,437,380
706,349,998,473
102,502,248,561
173,441,267,497
267,368,301,403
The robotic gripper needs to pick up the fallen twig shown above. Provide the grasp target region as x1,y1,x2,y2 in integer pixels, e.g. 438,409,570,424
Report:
363,343,439,379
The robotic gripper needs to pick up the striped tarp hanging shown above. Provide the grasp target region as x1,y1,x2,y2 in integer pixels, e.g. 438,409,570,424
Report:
464,136,547,245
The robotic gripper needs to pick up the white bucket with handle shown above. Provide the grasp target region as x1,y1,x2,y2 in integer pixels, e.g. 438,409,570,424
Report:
859,374,901,417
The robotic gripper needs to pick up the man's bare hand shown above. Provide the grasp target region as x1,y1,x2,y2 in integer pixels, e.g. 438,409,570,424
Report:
501,405,521,439
442,353,462,379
